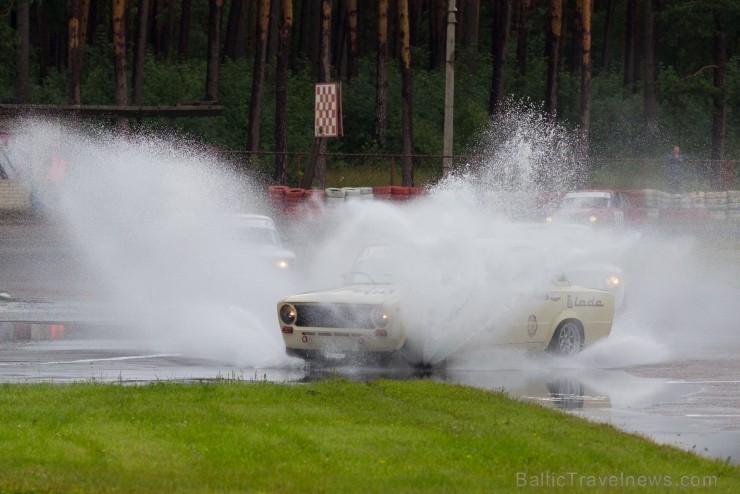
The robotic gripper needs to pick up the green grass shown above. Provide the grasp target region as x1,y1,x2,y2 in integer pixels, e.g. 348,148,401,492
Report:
0,379,737,493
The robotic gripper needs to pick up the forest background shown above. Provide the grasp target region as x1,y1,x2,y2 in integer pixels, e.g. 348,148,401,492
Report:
0,0,738,190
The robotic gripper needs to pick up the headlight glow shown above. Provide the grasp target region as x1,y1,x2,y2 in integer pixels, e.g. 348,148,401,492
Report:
276,259,292,270
545,216,553,223
279,304,297,325
371,305,389,329
588,214,598,223
605,275,620,290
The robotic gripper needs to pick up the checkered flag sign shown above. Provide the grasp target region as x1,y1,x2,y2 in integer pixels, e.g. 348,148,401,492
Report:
314,82,343,138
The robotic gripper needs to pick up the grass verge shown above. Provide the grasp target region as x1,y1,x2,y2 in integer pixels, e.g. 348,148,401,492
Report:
1,379,738,493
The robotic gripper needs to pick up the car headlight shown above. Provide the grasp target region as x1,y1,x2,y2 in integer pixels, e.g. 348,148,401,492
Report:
588,214,598,223
545,216,553,223
371,305,389,329
276,258,293,270
604,275,620,290
279,304,297,325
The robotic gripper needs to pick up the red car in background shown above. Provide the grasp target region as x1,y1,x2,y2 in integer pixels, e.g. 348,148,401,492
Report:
546,190,647,228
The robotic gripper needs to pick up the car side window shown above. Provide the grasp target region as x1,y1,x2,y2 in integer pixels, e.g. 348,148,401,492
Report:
620,193,631,207
611,193,621,208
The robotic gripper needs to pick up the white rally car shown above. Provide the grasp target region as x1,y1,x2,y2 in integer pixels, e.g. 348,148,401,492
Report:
277,243,614,365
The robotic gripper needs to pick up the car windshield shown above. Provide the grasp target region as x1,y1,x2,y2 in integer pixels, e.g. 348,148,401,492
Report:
344,246,405,284
560,195,609,209
0,145,15,179
237,226,280,246
344,258,396,284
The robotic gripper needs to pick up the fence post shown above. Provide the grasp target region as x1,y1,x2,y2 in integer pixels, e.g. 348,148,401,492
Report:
390,156,395,185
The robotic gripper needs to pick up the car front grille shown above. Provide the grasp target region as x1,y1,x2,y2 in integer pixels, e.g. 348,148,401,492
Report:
294,303,374,329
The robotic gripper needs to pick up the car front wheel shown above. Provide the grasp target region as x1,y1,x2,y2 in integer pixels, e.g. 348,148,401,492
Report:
548,320,584,356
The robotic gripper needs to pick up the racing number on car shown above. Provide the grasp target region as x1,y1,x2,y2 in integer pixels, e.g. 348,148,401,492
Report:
527,315,538,337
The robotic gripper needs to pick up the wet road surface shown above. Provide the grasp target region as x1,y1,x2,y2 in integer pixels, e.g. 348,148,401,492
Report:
1,217,739,464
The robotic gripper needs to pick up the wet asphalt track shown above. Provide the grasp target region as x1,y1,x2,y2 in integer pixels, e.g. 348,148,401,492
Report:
0,217,738,464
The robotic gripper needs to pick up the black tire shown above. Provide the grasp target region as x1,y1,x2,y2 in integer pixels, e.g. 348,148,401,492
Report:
548,320,584,356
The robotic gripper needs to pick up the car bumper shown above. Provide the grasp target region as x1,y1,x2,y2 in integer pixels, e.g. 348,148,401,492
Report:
282,326,405,353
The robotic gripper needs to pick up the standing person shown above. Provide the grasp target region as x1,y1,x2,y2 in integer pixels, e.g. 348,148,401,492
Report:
666,145,685,193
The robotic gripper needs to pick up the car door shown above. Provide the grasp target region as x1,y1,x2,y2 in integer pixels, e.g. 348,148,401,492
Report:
502,278,567,347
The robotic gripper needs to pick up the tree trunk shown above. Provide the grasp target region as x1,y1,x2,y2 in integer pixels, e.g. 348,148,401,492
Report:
428,0,446,69
224,0,245,60
297,0,311,60
375,0,389,148
112,0,129,130
642,0,657,126
68,0,83,104
712,9,729,190
399,0,414,186
463,0,480,49
275,0,293,185
623,0,638,90
84,0,103,46
133,0,150,106
161,0,175,60
301,0,331,189
409,0,423,46
346,0,358,82
580,0,591,137
569,0,583,76
205,0,224,102
489,0,512,116
267,0,281,61
316,0,332,188
462,0,480,73
179,0,192,59
15,0,30,103
36,3,50,80
545,0,562,119
80,0,91,46
247,0,271,153
332,0,346,76
514,0,530,76
149,0,162,56
600,0,613,72
311,0,323,80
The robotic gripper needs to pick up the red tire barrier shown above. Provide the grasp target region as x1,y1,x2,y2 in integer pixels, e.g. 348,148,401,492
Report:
285,188,306,203
268,185,289,213
373,186,392,201
390,186,411,201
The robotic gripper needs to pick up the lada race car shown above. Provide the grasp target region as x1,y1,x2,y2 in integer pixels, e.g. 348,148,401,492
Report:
277,243,615,366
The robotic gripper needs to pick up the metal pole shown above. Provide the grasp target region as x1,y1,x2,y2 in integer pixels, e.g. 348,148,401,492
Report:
442,0,457,178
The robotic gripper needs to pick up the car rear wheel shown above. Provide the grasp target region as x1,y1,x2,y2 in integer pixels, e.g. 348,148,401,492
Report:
548,320,584,356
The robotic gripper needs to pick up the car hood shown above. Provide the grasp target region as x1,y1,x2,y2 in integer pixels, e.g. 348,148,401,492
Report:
247,245,296,259
280,284,398,305
563,260,622,274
